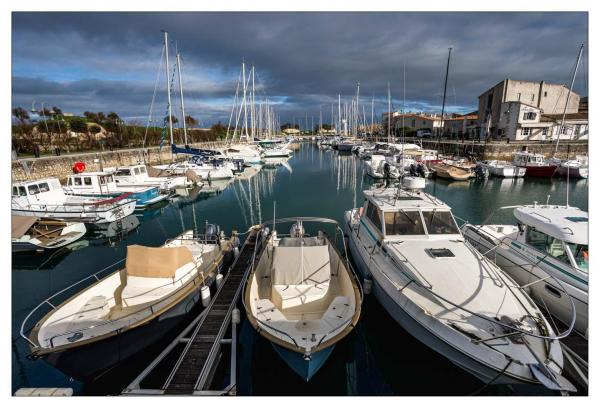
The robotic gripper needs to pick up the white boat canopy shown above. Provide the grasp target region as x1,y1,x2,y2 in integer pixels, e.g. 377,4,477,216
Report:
514,205,588,245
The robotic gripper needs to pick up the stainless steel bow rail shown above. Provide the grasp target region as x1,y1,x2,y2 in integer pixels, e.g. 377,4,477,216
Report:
122,227,262,396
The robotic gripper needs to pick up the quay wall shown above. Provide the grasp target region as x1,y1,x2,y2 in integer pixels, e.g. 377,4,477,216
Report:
418,140,588,161
11,142,228,183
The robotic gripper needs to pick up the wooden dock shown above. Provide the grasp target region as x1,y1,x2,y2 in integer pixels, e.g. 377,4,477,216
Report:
123,227,262,395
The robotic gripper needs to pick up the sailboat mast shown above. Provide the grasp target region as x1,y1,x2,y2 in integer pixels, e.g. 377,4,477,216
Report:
242,61,248,140
554,43,584,156
163,31,174,151
387,82,391,143
439,47,452,142
251,65,255,140
176,51,188,146
356,82,360,138
371,96,374,137
338,94,341,135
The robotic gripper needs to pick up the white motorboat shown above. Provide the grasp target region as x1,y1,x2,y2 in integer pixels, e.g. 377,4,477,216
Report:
258,140,292,158
12,216,87,252
344,186,575,391
155,158,234,180
462,202,588,337
12,178,136,224
365,155,400,179
513,151,557,178
21,228,232,380
64,172,170,209
225,143,263,164
479,160,527,178
110,164,193,192
244,218,361,381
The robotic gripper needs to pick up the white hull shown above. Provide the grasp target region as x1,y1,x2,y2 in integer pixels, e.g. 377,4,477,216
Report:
12,200,136,224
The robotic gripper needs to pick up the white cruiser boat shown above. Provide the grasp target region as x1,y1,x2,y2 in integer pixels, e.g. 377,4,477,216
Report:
12,178,136,224
155,158,234,180
244,219,361,381
225,143,263,164
479,160,527,178
258,140,292,158
462,203,588,337
365,155,400,179
555,158,588,179
21,228,231,380
344,186,575,391
110,164,193,192
64,172,169,209
12,216,87,252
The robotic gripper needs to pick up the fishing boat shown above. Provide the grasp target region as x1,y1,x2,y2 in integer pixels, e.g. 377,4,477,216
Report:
243,218,362,381
21,227,233,381
63,171,169,209
110,164,193,192
12,216,86,253
429,162,471,181
365,155,400,179
344,186,575,392
479,160,526,178
513,151,557,177
462,202,588,337
12,178,136,224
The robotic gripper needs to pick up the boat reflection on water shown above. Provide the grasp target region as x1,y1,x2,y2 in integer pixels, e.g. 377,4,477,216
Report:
86,214,141,247
262,157,292,173
12,240,89,270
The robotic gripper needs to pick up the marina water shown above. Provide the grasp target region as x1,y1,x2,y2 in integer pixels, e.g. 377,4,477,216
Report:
12,142,588,395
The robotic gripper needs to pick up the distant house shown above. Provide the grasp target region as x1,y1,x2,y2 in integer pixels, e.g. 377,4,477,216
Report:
442,113,479,139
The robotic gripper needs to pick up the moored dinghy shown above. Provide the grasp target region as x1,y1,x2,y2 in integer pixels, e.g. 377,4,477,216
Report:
12,216,87,252
244,218,361,381
21,227,233,380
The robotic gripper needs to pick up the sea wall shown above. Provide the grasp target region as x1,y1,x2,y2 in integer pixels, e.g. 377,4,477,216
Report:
418,140,588,161
11,142,228,183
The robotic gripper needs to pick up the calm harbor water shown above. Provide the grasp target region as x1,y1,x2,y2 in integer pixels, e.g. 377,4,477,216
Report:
12,142,588,396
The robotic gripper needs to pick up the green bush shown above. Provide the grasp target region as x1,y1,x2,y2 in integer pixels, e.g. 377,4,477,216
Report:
69,117,88,133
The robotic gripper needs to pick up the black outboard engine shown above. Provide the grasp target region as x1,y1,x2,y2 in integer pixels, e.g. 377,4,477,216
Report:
474,163,489,180
417,163,427,178
383,161,391,178
409,163,418,177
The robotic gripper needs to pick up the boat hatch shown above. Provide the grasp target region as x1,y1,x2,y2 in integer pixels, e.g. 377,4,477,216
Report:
565,216,588,223
427,248,455,258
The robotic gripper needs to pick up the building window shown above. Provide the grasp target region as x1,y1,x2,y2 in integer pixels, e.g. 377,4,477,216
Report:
411,119,416,127
523,112,537,120
544,91,548,97
522,128,531,136
542,128,548,136
517,93,521,101
531,94,535,102
497,129,503,136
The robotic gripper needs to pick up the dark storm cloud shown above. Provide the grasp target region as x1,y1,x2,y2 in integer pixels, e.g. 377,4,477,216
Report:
12,12,588,124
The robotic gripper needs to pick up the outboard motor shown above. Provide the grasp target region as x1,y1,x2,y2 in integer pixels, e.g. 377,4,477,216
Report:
417,163,428,178
474,163,489,180
409,163,418,177
290,221,305,238
383,161,391,178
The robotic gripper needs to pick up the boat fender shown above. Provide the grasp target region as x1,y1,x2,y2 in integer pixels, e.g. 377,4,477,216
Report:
363,278,373,295
232,308,241,325
233,247,240,258
216,273,224,288
201,285,211,307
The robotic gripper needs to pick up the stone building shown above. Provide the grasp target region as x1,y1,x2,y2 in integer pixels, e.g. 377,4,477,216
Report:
478,79,581,139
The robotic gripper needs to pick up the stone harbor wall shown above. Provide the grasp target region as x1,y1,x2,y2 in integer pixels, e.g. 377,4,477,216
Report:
419,140,588,161
11,142,228,183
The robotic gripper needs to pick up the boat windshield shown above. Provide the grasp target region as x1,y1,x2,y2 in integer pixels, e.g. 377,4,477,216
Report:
384,210,425,235
422,210,460,235
565,242,589,272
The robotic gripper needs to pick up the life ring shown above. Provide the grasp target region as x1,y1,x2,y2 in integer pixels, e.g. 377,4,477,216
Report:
72,162,86,173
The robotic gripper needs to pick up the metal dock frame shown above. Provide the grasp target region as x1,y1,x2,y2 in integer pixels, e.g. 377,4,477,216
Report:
122,227,262,396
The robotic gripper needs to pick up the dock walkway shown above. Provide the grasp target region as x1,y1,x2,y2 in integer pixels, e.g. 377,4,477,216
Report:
122,227,262,395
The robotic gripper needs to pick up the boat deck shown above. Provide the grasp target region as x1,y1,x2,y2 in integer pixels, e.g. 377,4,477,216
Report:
122,228,262,395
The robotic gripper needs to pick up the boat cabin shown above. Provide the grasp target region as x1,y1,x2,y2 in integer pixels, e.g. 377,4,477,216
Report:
65,172,117,195
513,205,588,272
359,189,461,240
12,178,67,205
514,152,546,166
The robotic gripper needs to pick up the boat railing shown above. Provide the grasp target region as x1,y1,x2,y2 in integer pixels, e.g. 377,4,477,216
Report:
21,247,219,350
460,222,577,341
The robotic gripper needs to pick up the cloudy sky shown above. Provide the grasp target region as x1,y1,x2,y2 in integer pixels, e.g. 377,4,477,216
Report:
12,12,588,127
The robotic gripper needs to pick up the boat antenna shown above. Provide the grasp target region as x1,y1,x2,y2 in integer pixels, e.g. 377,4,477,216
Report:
554,43,584,158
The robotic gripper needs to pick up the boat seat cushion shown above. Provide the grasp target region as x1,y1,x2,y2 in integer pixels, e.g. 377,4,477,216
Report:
272,283,329,311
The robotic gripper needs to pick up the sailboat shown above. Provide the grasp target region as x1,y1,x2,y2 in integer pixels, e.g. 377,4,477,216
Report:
243,218,362,381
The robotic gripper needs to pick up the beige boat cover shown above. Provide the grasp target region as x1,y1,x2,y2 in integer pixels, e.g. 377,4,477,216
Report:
125,245,194,278
272,245,331,285
11,216,38,238
146,165,170,177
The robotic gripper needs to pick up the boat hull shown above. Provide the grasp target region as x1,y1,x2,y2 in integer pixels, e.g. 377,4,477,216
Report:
271,343,335,381
556,165,588,179
520,165,557,177
11,199,136,224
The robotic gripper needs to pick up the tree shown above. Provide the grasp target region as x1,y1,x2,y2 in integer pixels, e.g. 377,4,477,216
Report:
185,115,198,128
52,106,63,116
210,122,227,140
164,115,179,124
12,107,30,124
107,112,120,122
69,117,88,133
